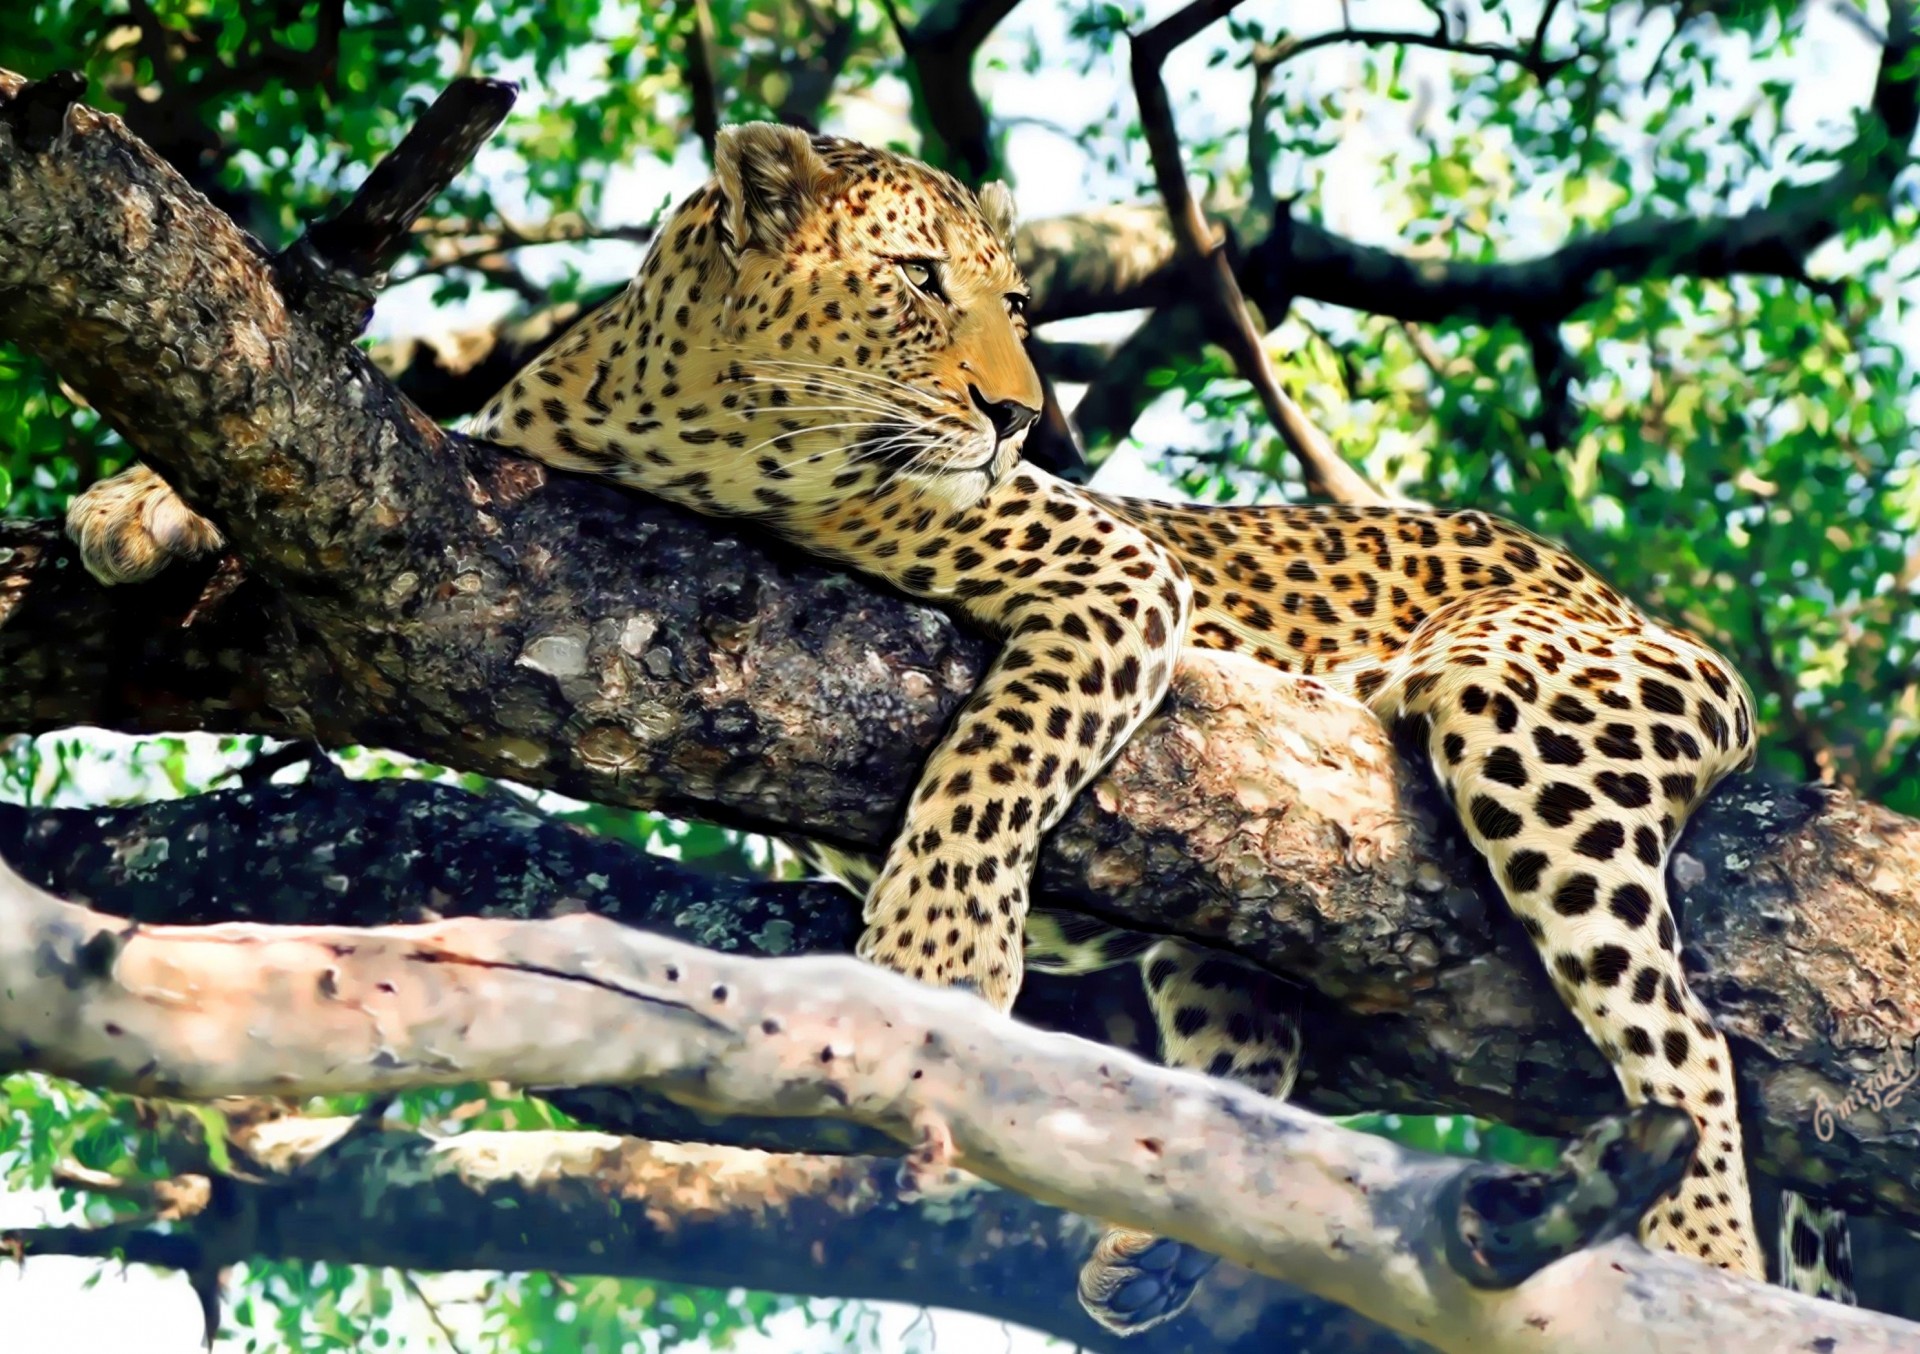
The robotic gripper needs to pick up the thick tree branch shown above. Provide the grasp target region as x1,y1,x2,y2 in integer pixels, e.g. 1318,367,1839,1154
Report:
9,861,1916,1353
880,0,1023,180
682,0,722,162
8,1118,1423,1354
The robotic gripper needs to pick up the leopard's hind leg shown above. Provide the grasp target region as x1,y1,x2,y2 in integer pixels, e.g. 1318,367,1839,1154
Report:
1376,588,1763,1277
1076,942,1300,1336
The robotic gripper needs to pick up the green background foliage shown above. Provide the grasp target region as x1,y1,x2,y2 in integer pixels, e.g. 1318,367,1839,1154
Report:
1,0,1915,1346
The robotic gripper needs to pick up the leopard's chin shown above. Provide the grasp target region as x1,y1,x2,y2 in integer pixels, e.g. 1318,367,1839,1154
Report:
900,461,999,513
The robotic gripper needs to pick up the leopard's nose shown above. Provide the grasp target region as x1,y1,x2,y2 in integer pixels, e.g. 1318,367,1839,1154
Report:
970,384,1039,442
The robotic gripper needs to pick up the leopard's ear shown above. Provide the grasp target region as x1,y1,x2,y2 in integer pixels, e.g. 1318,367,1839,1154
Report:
977,180,1018,250
714,123,831,259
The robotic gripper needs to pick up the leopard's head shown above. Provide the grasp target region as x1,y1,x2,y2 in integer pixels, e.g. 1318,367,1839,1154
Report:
700,123,1042,511
474,124,1045,520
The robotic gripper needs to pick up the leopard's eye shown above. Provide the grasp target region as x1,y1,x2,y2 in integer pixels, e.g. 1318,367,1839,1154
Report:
1005,292,1029,319
900,259,946,302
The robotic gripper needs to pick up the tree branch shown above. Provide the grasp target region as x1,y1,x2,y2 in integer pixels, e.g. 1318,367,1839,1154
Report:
769,0,861,130
1130,0,1387,505
1253,0,1916,326
883,0,1025,180
1070,303,1208,452
682,0,722,162
8,1114,1432,1354
9,860,1916,1353
372,291,620,419
394,216,656,285
1250,22,1578,84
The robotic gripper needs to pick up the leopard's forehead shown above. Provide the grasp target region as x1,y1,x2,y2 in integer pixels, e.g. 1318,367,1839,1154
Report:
798,137,1021,282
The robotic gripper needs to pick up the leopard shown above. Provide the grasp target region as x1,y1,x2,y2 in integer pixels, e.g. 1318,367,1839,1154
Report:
67,122,1855,1330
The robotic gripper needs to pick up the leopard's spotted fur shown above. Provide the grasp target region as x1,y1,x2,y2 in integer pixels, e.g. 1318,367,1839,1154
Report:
68,123,1852,1328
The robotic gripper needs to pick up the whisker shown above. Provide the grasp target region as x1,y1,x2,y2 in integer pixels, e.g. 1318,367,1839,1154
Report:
733,420,896,461
740,358,950,405
731,402,903,421
726,384,925,423
727,373,939,418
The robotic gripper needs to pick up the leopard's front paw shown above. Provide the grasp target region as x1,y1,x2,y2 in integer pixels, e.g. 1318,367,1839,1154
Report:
854,863,1025,1012
1077,1226,1216,1336
66,463,223,585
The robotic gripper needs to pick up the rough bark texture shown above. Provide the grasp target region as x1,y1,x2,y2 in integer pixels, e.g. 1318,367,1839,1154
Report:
9,862,1916,1354
15,1115,1429,1354
1,766,1916,1268
2,67,1919,1246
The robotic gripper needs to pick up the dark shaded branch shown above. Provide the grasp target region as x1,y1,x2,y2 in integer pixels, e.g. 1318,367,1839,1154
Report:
1523,320,1579,447
682,0,721,162
1027,336,1115,383
1254,0,1915,327
296,80,517,299
1083,0,1913,341
6,1125,1425,1354
373,291,621,419
771,0,861,130
0,521,302,741
883,0,1025,180
1019,369,1090,479
1070,303,1207,452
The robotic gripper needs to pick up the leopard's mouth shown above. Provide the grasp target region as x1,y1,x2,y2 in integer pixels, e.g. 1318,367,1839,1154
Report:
850,418,998,481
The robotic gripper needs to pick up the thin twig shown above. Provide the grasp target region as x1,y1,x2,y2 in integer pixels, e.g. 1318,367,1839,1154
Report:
399,1269,472,1354
397,216,657,282
1129,0,1387,505
1251,22,1575,83
1398,319,1467,380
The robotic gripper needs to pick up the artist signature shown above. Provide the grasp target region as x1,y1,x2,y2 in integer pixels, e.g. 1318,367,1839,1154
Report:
1813,1032,1920,1142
